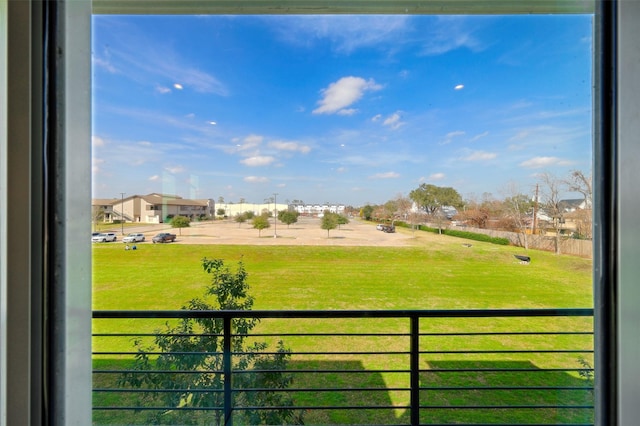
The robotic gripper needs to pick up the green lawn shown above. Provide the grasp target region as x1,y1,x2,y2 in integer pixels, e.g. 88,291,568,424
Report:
92,235,593,425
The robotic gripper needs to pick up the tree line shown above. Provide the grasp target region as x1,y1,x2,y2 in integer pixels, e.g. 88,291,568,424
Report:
359,169,592,252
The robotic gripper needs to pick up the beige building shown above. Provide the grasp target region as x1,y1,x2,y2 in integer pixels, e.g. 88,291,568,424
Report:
93,193,214,224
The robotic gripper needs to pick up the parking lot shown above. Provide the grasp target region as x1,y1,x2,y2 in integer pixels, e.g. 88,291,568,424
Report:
105,216,414,247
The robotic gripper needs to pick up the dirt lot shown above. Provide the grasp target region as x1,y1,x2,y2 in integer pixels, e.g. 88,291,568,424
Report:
132,216,414,247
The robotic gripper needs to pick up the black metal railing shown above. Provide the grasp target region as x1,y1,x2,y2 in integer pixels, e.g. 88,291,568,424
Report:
93,309,594,426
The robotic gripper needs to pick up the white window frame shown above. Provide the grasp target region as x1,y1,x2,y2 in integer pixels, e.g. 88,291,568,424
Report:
4,1,640,425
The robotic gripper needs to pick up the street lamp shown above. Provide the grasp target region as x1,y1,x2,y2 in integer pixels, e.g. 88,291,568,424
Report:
273,193,278,238
120,192,126,235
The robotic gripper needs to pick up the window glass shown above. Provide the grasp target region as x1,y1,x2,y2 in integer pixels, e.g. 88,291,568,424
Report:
91,13,594,425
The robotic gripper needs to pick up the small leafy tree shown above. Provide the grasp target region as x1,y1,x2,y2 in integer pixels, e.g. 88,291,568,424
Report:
216,208,226,218
321,212,338,237
360,204,374,221
170,215,190,235
278,210,299,228
234,212,247,227
336,214,349,229
118,258,302,425
252,214,271,237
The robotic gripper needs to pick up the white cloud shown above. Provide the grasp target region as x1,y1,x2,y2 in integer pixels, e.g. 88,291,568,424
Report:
235,134,263,153
462,151,497,161
92,136,105,147
370,171,400,179
277,183,286,188
271,15,411,54
148,175,161,181
337,108,358,116
382,112,405,130
469,131,489,142
440,130,466,145
241,156,276,167
244,176,269,183
419,16,485,56
313,76,382,115
428,172,446,181
93,57,118,74
519,156,573,169
92,157,104,174
165,165,185,174
95,27,228,95
138,141,152,146
156,86,171,94
268,141,311,154
371,114,382,122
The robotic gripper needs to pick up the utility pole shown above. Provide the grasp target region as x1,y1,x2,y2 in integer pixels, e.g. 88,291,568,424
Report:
273,193,278,238
532,184,539,234
120,192,126,235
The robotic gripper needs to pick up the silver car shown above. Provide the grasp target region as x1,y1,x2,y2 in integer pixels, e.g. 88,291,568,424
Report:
92,232,117,242
122,233,145,243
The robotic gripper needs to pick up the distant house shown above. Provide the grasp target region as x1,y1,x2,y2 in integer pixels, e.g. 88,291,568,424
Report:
559,198,591,212
92,193,215,224
290,202,345,216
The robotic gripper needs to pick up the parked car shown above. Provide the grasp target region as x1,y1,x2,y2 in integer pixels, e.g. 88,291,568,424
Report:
376,224,384,230
122,233,145,243
382,225,396,233
92,232,117,242
152,232,176,243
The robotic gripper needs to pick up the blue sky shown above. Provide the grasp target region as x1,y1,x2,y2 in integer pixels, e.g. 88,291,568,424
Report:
92,14,592,205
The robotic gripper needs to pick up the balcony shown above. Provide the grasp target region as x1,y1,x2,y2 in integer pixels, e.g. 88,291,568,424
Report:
93,309,594,425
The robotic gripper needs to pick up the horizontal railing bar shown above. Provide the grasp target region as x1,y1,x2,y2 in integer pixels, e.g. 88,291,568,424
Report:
92,333,224,337
226,404,595,410
96,367,594,374
420,331,594,336
423,424,594,426
93,387,409,393
92,351,223,356
419,386,594,391
93,405,410,411
93,406,224,411
93,330,593,337
93,369,224,374
232,405,410,410
94,368,410,374
234,369,410,374
92,349,594,357
419,368,593,373
418,405,595,409
93,385,594,393
93,308,594,319
92,350,413,356
418,350,594,354
93,388,223,393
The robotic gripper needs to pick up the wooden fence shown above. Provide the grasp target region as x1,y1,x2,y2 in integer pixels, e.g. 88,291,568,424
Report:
427,223,593,259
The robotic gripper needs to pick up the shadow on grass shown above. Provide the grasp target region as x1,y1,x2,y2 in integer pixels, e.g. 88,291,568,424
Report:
417,360,594,425
93,359,593,425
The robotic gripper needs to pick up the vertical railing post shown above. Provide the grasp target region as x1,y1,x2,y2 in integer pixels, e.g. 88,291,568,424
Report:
410,315,420,426
223,316,233,426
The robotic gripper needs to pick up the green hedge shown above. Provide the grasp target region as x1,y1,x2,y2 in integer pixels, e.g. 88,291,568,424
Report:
392,221,510,245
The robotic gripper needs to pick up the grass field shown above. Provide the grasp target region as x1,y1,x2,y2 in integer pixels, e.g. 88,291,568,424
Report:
92,232,594,425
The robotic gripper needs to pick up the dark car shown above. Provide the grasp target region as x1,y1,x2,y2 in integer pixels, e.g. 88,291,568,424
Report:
152,232,176,243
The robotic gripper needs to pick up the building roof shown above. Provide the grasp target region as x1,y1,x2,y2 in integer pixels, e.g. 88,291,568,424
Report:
92,198,118,206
